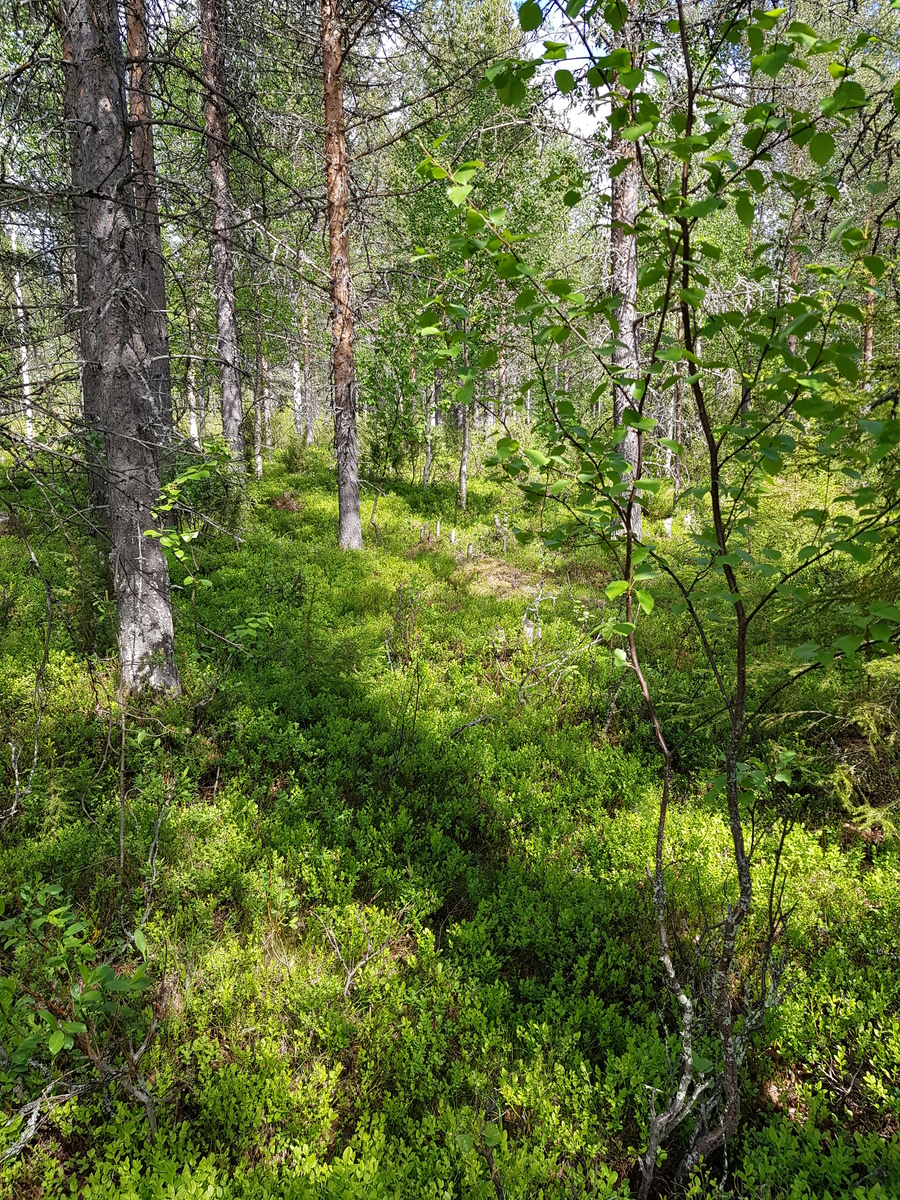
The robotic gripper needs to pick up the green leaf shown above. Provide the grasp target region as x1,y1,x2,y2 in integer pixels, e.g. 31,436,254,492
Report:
612,621,636,636
447,184,472,207
736,192,755,227
518,0,543,31
808,130,835,166
48,1030,66,1055
622,407,656,431
793,643,820,662
133,928,148,957
482,1123,502,1148
605,580,629,601
836,540,872,564
613,647,628,665
456,1133,474,1155
620,121,654,141
834,634,865,655
618,68,645,89
555,69,576,94
692,1052,714,1075
635,588,654,614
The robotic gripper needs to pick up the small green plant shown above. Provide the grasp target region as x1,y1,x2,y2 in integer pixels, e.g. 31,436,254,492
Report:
0,882,158,1159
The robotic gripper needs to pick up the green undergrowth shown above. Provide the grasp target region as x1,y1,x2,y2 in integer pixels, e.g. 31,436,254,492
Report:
1,449,899,1198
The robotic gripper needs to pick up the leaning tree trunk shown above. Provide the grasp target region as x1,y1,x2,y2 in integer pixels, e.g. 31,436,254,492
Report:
123,0,172,463
200,0,245,465
322,0,362,549
610,16,641,540
61,0,179,693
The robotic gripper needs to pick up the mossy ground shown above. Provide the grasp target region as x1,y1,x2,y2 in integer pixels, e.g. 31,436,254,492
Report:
1,447,899,1198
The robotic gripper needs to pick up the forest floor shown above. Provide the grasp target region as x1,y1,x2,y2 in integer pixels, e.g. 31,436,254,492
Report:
1,447,899,1199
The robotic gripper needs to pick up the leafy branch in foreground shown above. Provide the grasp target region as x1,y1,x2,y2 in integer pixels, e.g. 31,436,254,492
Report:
414,0,900,1188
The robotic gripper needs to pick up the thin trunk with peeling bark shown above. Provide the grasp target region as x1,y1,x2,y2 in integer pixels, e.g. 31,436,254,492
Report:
124,0,171,459
322,0,362,549
61,0,179,693
610,50,641,540
201,0,244,465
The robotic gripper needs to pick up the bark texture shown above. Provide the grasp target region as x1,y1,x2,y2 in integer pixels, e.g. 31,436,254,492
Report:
124,0,172,457
61,0,179,693
322,0,362,549
200,0,245,464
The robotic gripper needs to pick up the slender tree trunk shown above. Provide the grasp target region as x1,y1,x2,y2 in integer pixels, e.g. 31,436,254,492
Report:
423,382,432,486
186,304,200,445
610,34,641,540
302,293,314,443
787,139,801,359
863,284,875,391
252,327,263,480
8,229,35,443
61,0,179,693
123,0,171,462
497,299,507,426
262,357,272,458
672,355,682,504
322,0,362,549
292,359,303,436
187,358,200,445
200,0,244,465
458,403,469,510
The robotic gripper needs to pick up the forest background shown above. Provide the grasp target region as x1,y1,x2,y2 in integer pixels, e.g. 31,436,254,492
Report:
2,0,900,1195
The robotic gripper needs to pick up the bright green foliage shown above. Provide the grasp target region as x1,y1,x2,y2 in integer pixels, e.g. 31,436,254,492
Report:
2,453,900,1196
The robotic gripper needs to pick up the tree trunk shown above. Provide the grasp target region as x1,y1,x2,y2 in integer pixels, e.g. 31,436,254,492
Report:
302,293,314,443
187,357,200,445
497,301,507,424
252,332,263,480
863,284,874,391
322,0,362,549
423,382,432,486
8,228,35,443
292,359,304,437
200,0,244,465
610,11,641,539
61,0,179,693
671,354,682,504
458,403,469,510
262,357,272,458
123,0,172,462
186,304,201,445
